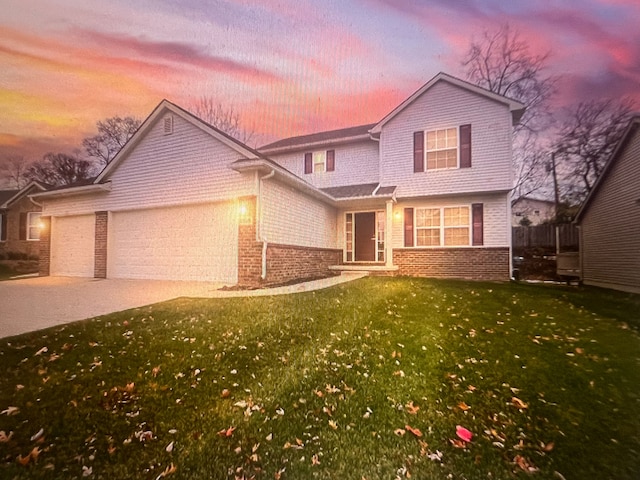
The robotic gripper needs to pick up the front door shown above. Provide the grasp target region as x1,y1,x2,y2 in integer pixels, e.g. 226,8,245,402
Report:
354,212,376,261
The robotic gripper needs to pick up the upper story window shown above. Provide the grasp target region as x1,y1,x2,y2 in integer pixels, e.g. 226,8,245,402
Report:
414,124,471,172
304,149,335,174
27,212,41,241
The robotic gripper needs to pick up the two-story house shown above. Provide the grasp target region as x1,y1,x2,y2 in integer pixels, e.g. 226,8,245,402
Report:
32,72,524,286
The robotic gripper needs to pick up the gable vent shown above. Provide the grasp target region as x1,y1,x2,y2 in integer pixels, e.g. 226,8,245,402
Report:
163,115,173,135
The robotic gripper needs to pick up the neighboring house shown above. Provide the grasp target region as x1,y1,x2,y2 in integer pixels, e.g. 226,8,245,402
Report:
32,72,524,286
0,181,49,258
574,115,640,294
511,196,555,226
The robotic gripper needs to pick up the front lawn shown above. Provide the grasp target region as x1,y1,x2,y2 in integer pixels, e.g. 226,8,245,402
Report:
1,278,639,479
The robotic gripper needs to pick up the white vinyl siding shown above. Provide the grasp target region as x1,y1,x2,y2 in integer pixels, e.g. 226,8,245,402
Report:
267,140,379,189
108,202,237,283
380,81,513,197
580,125,640,293
41,114,255,217
50,215,95,277
261,180,337,249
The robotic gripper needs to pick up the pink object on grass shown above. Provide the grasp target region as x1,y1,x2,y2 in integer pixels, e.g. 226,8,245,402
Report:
456,425,473,442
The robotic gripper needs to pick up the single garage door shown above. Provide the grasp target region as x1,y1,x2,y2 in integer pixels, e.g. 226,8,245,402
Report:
109,202,237,283
50,214,95,277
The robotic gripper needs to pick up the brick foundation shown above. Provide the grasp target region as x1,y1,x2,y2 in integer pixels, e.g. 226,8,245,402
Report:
393,247,510,281
94,211,108,278
38,216,51,276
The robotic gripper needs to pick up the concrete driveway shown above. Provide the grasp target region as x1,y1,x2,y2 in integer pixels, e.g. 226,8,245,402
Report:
0,273,367,339
0,276,226,339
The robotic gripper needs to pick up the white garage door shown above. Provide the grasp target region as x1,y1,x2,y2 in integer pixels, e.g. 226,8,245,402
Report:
50,215,95,277
109,203,237,283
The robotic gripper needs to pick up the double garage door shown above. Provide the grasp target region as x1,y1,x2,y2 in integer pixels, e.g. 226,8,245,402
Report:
50,203,237,283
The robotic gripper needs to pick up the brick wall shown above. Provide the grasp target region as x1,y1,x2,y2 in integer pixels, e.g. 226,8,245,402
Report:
264,244,341,286
94,211,108,278
38,216,51,276
393,247,510,281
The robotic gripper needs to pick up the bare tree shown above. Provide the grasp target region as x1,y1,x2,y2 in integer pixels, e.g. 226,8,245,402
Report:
462,24,557,197
83,116,141,167
24,153,93,186
0,156,31,188
189,98,255,145
553,98,635,203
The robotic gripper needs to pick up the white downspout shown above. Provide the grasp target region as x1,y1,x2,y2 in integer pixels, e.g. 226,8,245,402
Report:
258,169,275,280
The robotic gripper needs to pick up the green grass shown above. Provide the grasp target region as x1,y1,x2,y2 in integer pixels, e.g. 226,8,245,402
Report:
1,277,639,479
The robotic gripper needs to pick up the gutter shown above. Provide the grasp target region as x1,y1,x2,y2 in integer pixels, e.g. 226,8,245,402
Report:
30,182,112,199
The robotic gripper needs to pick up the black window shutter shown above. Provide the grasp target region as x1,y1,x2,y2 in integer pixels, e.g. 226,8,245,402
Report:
326,150,335,172
0,213,6,241
413,131,424,173
304,153,312,174
19,212,27,240
404,208,414,247
472,203,483,246
460,124,472,168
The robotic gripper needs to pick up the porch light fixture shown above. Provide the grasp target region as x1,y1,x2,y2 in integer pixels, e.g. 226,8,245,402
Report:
394,210,402,220
238,203,248,217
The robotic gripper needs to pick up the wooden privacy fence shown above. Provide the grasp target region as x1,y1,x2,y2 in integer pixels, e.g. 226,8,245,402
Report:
512,224,579,251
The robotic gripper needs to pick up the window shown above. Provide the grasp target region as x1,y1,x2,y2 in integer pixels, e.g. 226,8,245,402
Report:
414,124,471,172
414,206,470,246
426,128,458,169
304,150,335,174
27,212,41,241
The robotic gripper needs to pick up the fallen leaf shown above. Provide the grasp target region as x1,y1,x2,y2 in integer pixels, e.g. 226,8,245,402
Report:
405,425,423,437
0,431,13,442
221,389,231,398
312,454,321,465
456,425,473,443
405,401,420,415
30,428,44,442
29,447,41,462
217,426,236,437
34,346,48,356
108,445,117,455
165,441,174,453
394,428,406,436
1,406,19,416
156,463,177,479
511,397,528,410
457,402,471,411
541,441,555,452
328,420,338,430
393,370,405,377
449,438,467,449
514,455,538,473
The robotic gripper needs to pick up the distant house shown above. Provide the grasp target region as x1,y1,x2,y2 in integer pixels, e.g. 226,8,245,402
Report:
511,196,555,226
32,72,524,286
574,115,640,294
0,181,49,258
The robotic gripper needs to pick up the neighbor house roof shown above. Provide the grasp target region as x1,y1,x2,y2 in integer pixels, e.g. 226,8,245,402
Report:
1,181,49,208
511,195,555,206
370,72,526,134
260,123,376,153
574,115,640,223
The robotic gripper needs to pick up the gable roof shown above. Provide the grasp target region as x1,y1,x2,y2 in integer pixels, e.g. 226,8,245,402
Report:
95,99,266,183
370,72,526,134
260,123,376,153
574,115,640,223
0,181,49,208
511,195,555,206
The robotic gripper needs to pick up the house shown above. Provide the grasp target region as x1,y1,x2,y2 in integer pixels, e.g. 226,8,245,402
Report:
574,115,640,294
0,181,49,259
511,196,555,226
31,72,524,286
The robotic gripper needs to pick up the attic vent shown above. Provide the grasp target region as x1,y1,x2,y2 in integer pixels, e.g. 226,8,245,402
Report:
163,115,173,135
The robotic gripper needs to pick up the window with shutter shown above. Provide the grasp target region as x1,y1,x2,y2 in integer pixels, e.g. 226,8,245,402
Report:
404,208,414,247
304,152,312,174
413,132,424,173
472,203,483,245
0,213,6,241
415,124,472,171
460,124,472,168
326,150,335,172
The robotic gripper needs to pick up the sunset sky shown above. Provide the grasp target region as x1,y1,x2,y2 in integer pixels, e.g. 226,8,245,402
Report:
1,0,638,171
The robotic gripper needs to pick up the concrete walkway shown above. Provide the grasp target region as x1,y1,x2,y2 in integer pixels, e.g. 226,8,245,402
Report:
0,273,367,339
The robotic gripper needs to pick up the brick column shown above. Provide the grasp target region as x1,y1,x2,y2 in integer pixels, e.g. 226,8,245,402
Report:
38,216,51,276
94,211,108,278
236,196,262,287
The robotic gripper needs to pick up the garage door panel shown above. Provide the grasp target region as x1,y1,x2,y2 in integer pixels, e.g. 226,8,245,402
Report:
109,203,237,283
50,215,95,277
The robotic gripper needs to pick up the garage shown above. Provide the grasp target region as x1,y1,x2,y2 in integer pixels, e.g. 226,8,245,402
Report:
108,202,238,283
50,214,95,277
